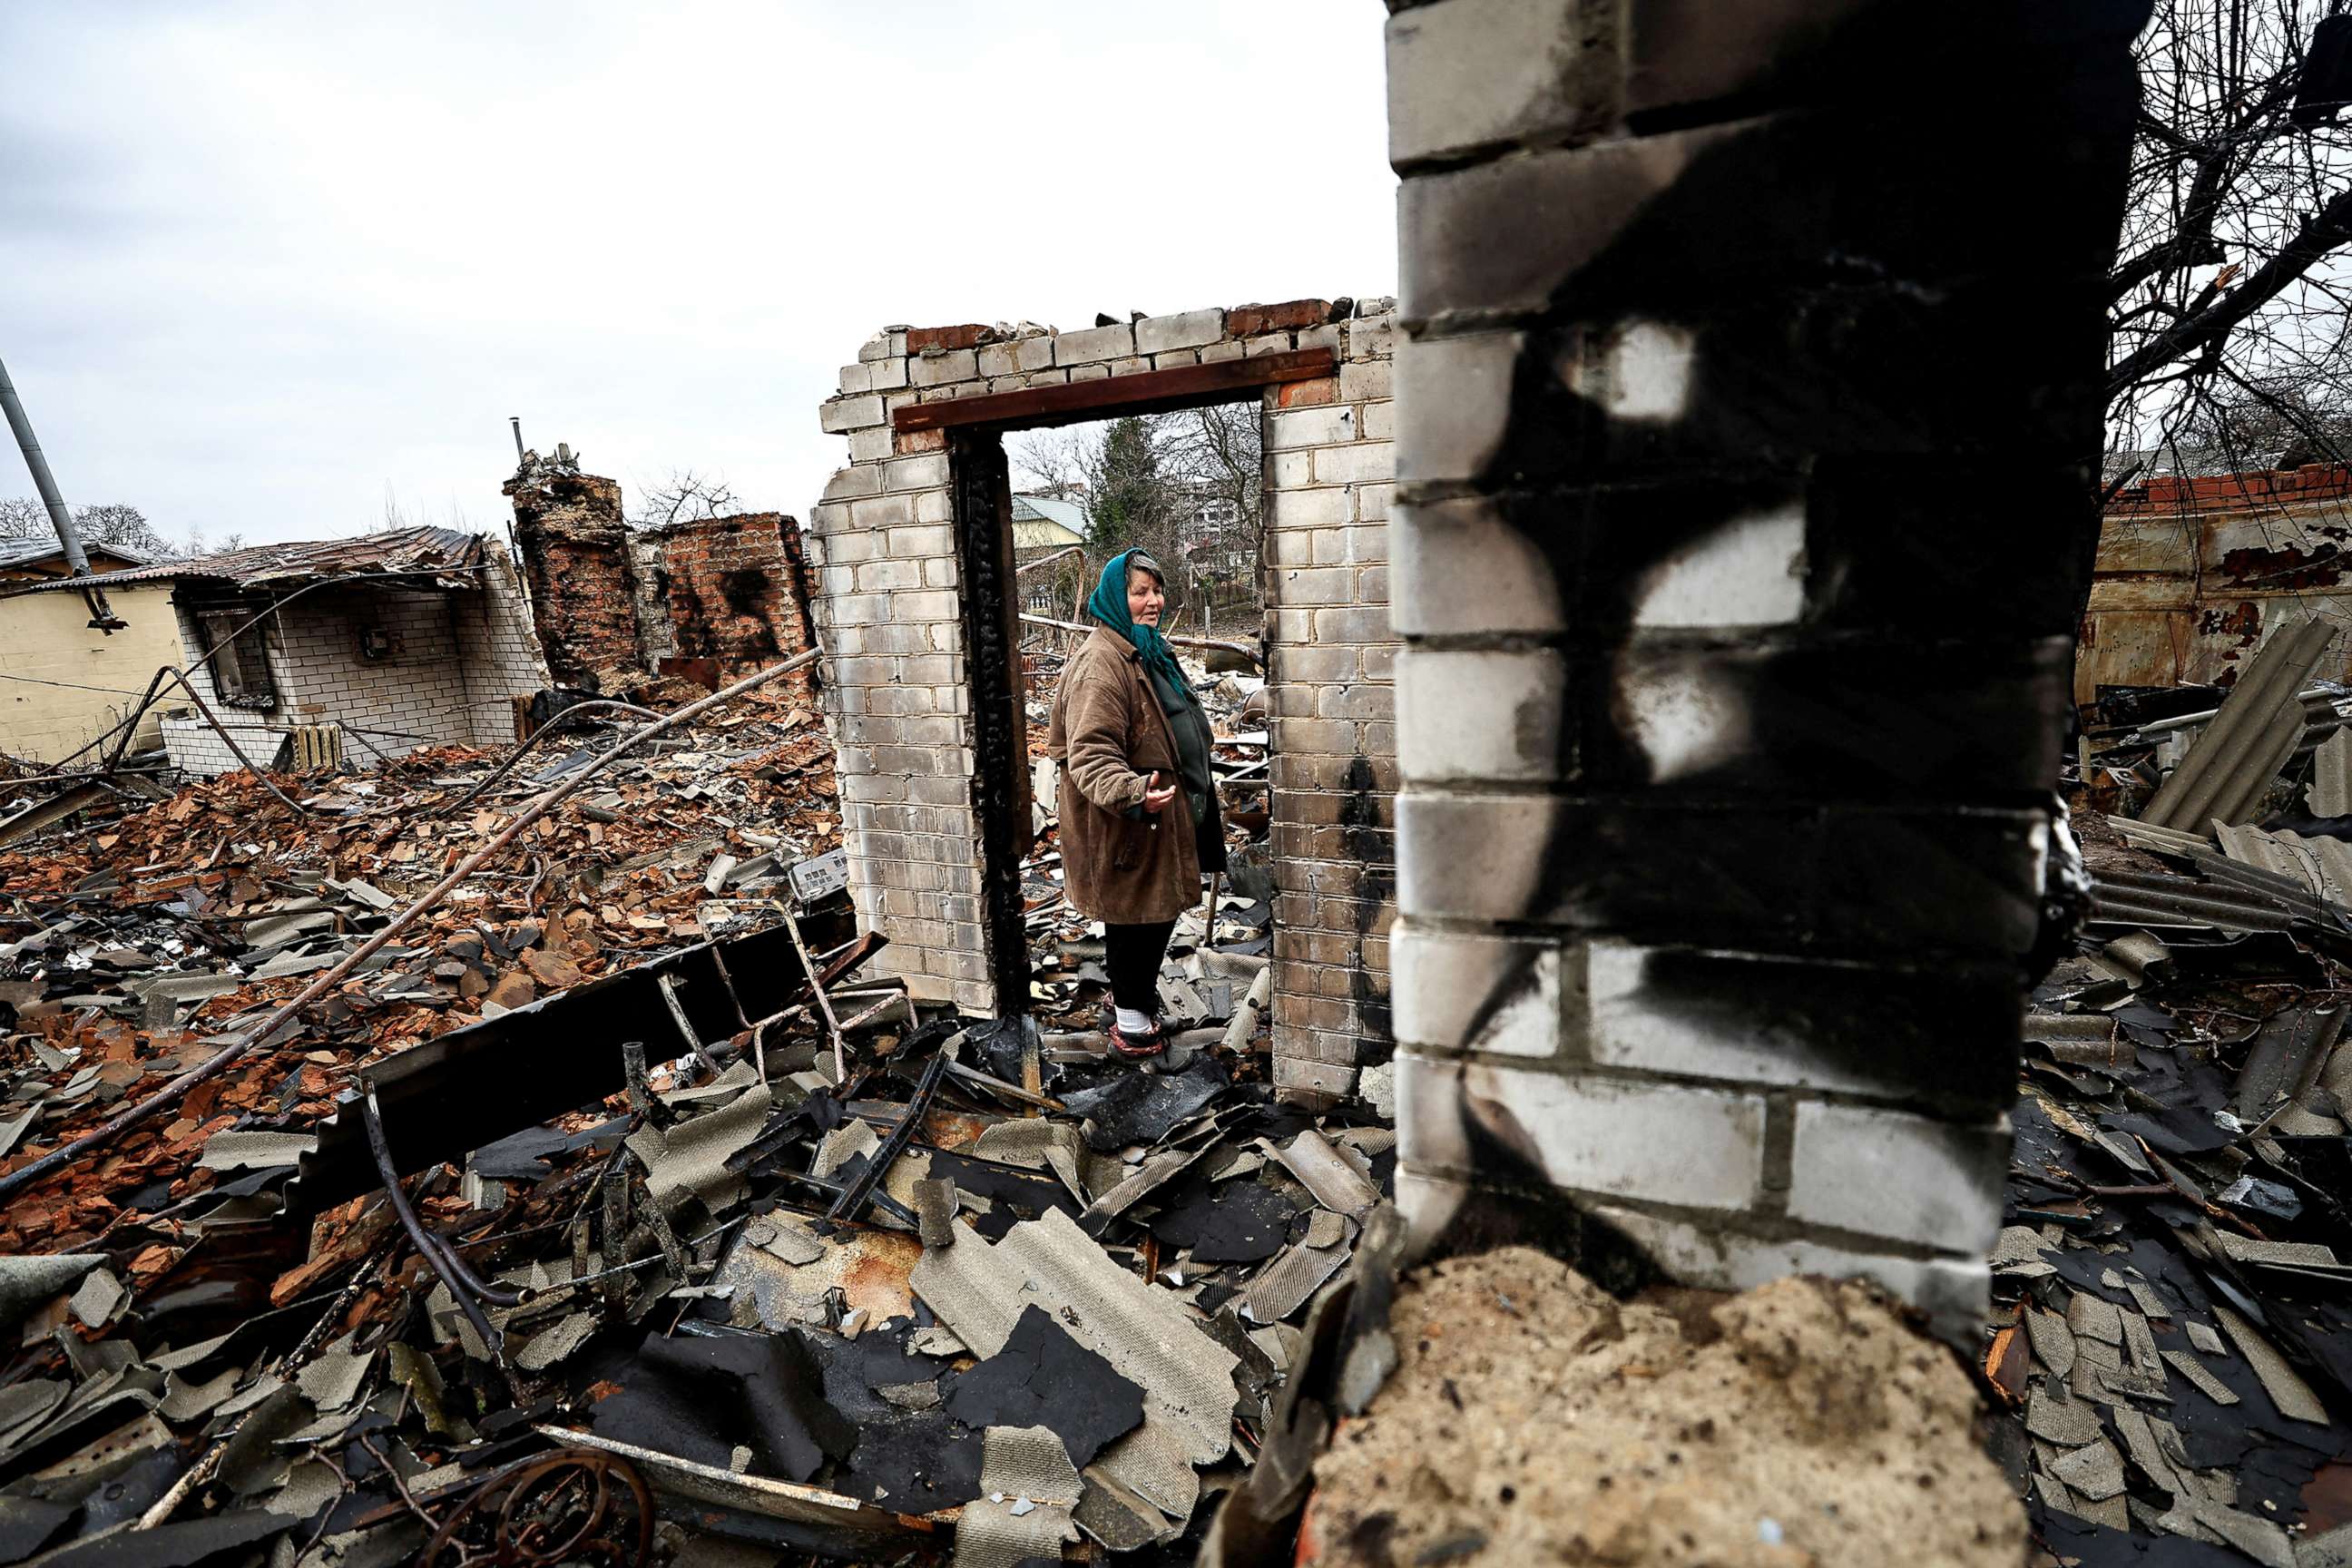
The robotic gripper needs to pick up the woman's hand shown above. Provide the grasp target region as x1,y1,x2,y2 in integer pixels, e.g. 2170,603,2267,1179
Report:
1142,770,1178,815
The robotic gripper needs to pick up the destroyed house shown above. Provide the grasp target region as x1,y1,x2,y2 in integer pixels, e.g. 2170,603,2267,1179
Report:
0,539,185,763
4,526,547,775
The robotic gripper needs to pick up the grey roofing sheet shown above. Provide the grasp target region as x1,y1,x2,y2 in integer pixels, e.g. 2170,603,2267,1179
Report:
2141,618,2335,829
909,1207,1236,1526
2213,823,2352,916
1,525,486,597
0,536,154,573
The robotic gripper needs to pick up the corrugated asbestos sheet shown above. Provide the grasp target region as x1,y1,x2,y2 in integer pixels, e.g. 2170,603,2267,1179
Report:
2215,822,2352,916
2089,868,2297,932
2109,818,2212,856
2312,728,2352,817
2140,619,2335,829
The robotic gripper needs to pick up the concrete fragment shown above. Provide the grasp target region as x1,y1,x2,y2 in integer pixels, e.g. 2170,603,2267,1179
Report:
2022,1308,2076,1378
2064,1291,2123,1345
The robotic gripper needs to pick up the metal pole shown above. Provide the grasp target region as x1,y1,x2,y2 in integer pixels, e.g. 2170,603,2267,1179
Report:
510,416,525,464
0,356,119,630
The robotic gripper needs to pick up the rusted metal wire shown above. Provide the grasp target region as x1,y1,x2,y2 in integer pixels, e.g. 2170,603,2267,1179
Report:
781,904,848,1079
363,1093,522,1406
0,645,824,1204
363,1091,524,1311
421,1449,654,1568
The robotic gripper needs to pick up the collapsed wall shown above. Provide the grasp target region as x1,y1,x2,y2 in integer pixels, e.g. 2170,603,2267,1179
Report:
505,450,815,699
633,513,820,694
1384,0,2145,1330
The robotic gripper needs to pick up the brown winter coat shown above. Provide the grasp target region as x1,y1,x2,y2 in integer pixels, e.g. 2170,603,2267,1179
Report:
1044,627,1201,926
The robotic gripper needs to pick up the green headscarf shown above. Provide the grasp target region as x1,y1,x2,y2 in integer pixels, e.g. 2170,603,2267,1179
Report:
1087,549,1196,706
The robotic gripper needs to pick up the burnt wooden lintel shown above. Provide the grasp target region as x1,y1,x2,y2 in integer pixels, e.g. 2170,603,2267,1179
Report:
889,348,1338,433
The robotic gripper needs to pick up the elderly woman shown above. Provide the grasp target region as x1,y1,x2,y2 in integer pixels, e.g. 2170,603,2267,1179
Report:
1044,549,1226,1057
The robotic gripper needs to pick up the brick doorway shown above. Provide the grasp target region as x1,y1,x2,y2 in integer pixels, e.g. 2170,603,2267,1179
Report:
812,301,1398,1102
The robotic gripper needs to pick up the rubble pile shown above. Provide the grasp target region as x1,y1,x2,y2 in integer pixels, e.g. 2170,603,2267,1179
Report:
1991,629,2352,1567
0,652,1396,1564
0,699,838,1253
1994,815,2352,1566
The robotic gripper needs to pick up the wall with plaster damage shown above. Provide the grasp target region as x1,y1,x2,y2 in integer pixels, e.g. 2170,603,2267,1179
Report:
2085,465,2352,700
1384,0,2144,1329
809,305,1397,1097
632,514,820,694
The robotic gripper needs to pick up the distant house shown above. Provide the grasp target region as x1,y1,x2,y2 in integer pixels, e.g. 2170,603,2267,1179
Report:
1012,495,1088,614
0,536,157,583
0,538,185,764
2,527,548,776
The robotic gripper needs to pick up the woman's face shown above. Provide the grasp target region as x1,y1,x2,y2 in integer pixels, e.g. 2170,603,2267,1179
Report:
1126,567,1165,627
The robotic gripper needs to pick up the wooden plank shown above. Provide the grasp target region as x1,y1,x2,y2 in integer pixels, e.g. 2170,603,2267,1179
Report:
891,348,1337,433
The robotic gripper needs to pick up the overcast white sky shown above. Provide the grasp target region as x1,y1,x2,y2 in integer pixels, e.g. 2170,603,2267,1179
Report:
1,3,1397,547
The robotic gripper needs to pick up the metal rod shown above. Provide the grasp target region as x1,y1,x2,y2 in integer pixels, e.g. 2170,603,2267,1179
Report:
1014,545,1084,577
0,354,117,629
510,416,525,464
654,973,727,1080
361,1091,524,1308
782,903,848,1080
0,645,824,1204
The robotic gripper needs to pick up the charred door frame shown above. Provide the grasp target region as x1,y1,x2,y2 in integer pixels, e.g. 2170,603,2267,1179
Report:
921,350,1336,1018
950,430,1035,1016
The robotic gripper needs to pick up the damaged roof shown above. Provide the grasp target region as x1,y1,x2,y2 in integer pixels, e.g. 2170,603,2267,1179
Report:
0,525,489,597
0,537,156,577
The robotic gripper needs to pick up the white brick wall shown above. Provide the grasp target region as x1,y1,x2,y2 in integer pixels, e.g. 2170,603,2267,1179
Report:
159,560,546,778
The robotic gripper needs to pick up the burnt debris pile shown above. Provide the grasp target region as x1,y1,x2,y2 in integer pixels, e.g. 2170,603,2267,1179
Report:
0,658,1391,1566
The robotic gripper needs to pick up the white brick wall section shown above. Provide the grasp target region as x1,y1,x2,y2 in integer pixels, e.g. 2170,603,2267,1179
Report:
1785,1102,2012,1254
1394,330,1522,485
820,396,887,434
1386,0,1587,168
1586,941,1920,1095
1269,406,1357,448
1052,323,1135,366
1397,648,1568,783
1134,309,1225,355
910,348,978,387
1391,924,1564,1057
1400,1053,1767,1210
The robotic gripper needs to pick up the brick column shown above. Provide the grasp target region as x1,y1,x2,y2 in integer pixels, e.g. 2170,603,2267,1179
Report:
1386,0,2145,1332
503,450,641,692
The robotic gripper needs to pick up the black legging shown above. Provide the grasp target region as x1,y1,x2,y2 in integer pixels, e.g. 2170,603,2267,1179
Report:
1104,918,1178,1015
